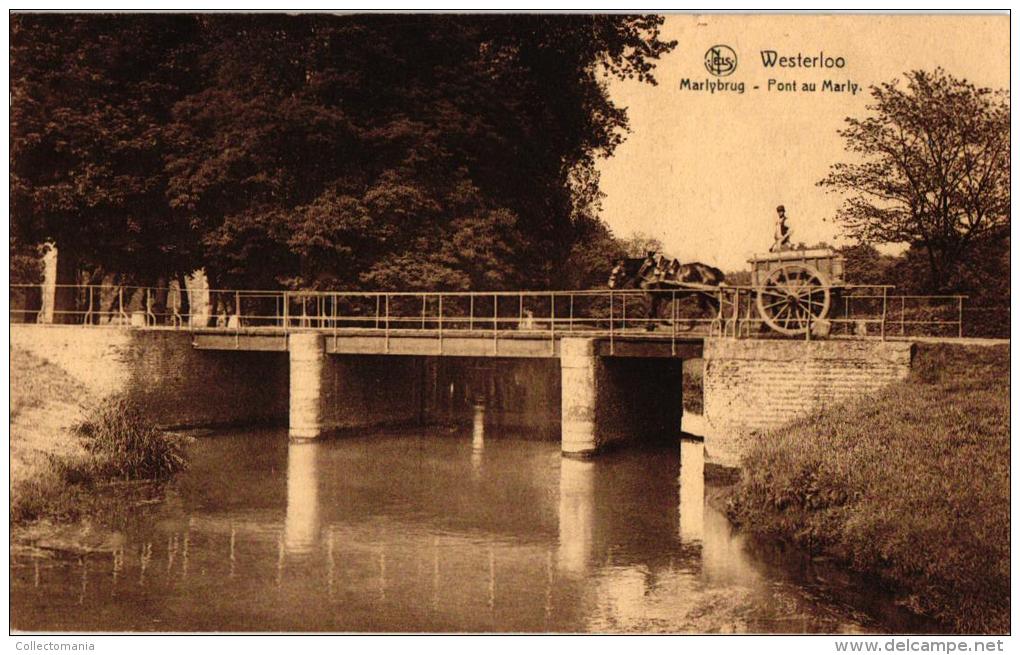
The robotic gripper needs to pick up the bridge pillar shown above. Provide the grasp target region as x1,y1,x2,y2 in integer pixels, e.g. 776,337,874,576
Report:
560,338,599,457
289,332,330,441
561,338,685,457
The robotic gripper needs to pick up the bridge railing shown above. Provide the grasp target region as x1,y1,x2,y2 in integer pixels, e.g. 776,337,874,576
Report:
10,283,985,340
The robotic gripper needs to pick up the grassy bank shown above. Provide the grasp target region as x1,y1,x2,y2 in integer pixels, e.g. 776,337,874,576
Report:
11,347,190,526
726,343,1009,633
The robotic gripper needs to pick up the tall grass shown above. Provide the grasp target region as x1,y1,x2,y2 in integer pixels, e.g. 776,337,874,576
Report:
70,396,190,481
726,344,1009,633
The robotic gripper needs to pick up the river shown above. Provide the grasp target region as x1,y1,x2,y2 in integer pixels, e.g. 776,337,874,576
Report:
11,415,936,633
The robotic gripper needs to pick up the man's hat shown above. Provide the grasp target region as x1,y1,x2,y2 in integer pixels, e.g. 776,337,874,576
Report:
776,205,785,213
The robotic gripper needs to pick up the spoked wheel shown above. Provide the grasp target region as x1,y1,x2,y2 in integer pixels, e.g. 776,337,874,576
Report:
756,264,831,336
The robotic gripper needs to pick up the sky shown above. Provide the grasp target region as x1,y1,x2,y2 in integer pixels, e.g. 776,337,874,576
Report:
596,14,1009,271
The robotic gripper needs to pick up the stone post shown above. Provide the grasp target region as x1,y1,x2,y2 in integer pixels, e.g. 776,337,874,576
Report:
289,332,328,441
37,244,58,323
560,337,598,457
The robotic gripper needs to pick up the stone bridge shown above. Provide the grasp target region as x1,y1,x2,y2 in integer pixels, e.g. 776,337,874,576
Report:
10,322,915,464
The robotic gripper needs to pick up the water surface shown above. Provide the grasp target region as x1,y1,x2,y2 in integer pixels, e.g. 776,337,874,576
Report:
11,422,935,633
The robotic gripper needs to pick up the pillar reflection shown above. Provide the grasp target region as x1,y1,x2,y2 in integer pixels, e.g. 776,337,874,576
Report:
678,438,705,543
471,403,485,473
701,498,761,584
284,441,322,556
557,457,596,575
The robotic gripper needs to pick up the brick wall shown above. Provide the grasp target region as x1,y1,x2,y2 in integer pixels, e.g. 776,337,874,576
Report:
702,338,914,464
11,325,289,429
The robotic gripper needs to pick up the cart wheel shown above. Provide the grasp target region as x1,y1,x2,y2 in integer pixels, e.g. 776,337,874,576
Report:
756,264,831,336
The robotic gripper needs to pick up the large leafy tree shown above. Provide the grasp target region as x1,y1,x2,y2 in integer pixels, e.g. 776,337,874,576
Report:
164,14,675,291
12,14,674,294
819,69,1009,292
11,14,203,289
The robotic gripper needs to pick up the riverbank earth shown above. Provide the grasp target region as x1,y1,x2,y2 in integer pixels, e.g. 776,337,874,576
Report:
11,346,93,525
10,347,183,555
726,343,1010,634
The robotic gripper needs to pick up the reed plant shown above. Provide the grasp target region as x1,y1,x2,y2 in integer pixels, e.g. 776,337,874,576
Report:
71,396,190,481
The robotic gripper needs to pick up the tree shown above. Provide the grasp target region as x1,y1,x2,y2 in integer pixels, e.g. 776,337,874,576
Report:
164,14,675,291
562,216,626,289
836,243,899,287
11,14,204,292
12,14,675,295
819,69,1009,292
618,232,664,258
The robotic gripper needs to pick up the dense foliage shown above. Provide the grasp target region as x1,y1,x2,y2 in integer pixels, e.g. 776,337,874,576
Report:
819,69,1010,295
727,344,1010,633
11,13,675,291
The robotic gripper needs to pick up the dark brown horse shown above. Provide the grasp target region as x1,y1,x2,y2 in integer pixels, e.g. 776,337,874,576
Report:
608,253,725,329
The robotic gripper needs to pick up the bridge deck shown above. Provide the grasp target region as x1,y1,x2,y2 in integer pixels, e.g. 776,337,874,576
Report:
191,327,705,358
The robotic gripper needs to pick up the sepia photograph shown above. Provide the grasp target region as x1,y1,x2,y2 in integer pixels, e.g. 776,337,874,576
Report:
7,7,1011,643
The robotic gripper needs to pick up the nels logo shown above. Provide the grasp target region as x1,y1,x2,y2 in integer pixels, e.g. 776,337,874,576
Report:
704,45,737,77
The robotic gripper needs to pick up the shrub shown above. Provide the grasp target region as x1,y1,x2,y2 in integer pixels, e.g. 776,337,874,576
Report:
71,396,190,481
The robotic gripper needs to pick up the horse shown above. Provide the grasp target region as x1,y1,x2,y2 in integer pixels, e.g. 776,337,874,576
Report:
608,253,725,329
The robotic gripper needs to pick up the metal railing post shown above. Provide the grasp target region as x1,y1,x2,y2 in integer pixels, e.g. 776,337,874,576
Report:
609,290,615,355
880,287,888,340
84,286,94,326
384,294,390,353
733,289,741,338
549,293,555,351
901,296,906,336
469,295,474,331
569,294,574,332
438,294,444,354
805,295,811,342
146,288,156,327
493,294,498,354
743,289,752,338
958,296,964,338
421,295,427,330
671,290,677,356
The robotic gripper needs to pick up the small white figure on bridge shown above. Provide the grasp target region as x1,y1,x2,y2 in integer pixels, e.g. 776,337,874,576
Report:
770,204,792,253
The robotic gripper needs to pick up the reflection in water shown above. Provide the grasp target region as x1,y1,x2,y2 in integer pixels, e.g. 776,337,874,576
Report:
10,427,938,633
471,404,485,473
284,442,321,556
678,438,705,543
557,457,596,576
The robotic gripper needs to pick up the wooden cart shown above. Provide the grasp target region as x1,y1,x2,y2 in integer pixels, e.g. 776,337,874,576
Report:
748,248,846,336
